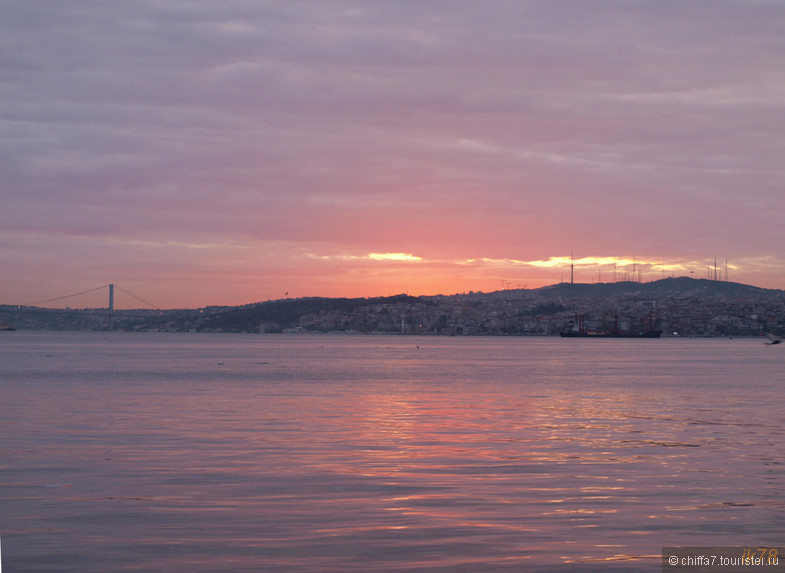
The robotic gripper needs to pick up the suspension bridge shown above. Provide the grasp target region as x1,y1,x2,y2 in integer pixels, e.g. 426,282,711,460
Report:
21,284,161,331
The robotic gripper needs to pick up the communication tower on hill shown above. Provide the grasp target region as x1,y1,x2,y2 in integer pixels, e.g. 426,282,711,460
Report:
571,251,574,285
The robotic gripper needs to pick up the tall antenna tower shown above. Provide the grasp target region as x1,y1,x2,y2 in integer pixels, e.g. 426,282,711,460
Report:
571,250,574,285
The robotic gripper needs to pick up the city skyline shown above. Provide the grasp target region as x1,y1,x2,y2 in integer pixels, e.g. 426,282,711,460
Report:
3,1,785,309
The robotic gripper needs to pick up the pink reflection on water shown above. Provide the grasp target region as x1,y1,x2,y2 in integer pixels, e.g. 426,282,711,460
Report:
3,334,784,571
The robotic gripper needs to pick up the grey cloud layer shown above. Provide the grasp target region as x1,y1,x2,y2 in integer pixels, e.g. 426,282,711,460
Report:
3,0,784,263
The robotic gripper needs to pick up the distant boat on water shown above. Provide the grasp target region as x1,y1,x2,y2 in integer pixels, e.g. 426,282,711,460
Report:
560,314,662,338
0,322,16,331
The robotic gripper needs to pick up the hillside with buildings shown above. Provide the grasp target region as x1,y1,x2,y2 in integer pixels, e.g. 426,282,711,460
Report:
3,277,784,337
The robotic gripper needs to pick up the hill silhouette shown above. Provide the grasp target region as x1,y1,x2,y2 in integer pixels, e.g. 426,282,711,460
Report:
175,277,784,334
537,277,770,298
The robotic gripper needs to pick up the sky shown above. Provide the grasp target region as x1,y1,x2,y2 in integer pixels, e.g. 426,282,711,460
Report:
3,0,785,309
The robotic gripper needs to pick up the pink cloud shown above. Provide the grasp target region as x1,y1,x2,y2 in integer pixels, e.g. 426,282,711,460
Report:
2,1,785,307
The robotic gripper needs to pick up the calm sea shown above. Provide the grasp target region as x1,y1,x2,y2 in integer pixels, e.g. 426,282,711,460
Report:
1,332,783,572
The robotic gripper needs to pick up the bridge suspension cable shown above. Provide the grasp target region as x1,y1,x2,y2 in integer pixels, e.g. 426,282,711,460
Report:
23,285,111,307
114,285,159,310
23,284,160,310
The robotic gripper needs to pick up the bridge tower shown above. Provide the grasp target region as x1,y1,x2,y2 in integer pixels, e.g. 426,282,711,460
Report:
109,283,114,331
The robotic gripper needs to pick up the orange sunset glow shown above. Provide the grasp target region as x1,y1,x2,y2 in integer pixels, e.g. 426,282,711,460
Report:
3,2,784,309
